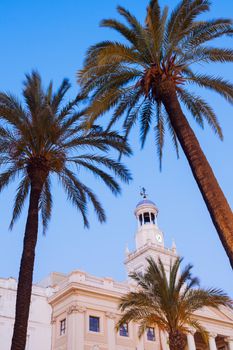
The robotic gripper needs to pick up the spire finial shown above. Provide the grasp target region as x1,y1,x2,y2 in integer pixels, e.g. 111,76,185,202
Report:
172,238,177,252
125,243,130,256
140,187,147,199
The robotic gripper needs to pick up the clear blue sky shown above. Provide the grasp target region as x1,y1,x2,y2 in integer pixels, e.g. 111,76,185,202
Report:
0,0,232,296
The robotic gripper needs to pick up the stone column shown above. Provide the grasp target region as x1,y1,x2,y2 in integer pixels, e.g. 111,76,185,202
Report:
224,337,233,350
67,304,86,350
208,333,218,350
136,325,144,350
160,331,170,350
187,331,196,350
105,312,116,350
51,317,57,349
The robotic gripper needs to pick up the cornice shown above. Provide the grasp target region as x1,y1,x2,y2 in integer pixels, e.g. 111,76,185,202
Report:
48,281,129,306
124,243,177,264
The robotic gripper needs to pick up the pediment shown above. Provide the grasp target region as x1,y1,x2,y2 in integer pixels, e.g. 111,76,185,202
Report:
194,306,233,323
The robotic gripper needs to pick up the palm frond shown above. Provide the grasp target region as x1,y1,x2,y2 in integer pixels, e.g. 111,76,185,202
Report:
166,0,210,55
180,18,233,50
59,170,89,228
166,116,179,159
177,88,223,138
107,89,142,131
154,103,165,170
117,6,153,63
70,154,131,183
100,18,138,48
9,175,30,230
186,73,233,104
0,166,20,193
40,177,52,234
140,99,153,148
51,78,71,113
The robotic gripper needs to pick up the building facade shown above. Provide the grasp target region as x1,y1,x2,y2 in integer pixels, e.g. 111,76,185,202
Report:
0,197,233,350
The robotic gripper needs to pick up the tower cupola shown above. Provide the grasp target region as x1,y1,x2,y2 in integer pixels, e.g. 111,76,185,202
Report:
134,188,164,249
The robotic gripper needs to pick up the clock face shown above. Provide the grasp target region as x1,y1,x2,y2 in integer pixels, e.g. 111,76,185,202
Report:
156,233,162,243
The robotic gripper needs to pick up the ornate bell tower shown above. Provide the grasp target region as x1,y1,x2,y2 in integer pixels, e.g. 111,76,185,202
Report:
125,189,177,277
134,188,164,249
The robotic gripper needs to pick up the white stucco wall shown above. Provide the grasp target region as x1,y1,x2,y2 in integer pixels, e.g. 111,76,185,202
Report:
0,277,53,350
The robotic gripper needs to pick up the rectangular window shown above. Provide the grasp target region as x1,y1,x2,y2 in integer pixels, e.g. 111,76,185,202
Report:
147,327,155,341
60,319,66,336
89,316,100,332
119,323,129,337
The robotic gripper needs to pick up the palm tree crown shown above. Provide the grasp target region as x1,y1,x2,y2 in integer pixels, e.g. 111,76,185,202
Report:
0,71,132,350
78,0,233,269
0,71,132,231
118,257,232,350
78,0,233,164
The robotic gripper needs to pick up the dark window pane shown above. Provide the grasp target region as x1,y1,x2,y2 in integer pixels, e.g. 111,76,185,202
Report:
139,214,143,226
119,323,129,337
60,319,66,336
151,213,155,224
147,327,155,341
144,212,150,223
89,316,100,332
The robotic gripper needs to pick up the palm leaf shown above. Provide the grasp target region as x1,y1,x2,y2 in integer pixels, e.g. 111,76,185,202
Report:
9,175,30,230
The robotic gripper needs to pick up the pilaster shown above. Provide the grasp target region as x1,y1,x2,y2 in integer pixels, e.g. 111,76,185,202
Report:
136,324,144,350
67,304,86,350
51,317,56,349
160,331,170,350
224,337,233,350
208,333,218,350
187,330,196,350
105,312,116,350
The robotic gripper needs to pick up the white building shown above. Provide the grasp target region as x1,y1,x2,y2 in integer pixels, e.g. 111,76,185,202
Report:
0,197,233,350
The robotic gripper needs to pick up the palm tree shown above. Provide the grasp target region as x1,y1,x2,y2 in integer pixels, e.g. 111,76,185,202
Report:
117,257,232,350
0,71,132,350
78,0,233,268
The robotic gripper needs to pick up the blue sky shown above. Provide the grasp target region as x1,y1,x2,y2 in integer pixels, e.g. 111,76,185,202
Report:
0,0,232,295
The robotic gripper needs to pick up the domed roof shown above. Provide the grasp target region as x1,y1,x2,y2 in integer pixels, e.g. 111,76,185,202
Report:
136,199,157,208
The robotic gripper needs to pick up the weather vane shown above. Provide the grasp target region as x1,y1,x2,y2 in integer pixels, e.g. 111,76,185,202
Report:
140,187,148,199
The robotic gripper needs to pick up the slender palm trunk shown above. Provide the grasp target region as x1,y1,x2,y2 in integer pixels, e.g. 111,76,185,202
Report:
168,331,186,350
159,80,233,269
11,178,44,350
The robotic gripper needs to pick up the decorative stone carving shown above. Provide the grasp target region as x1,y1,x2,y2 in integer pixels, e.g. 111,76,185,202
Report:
188,327,196,335
224,337,233,345
92,345,99,350
225,337,233,350
67,304,86,314
208,332,218,338
105,311,116,319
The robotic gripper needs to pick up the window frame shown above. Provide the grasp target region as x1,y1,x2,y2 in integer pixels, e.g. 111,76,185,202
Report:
146,327,156,342
89,315,100,333
119,323,129,337
59,318,66,336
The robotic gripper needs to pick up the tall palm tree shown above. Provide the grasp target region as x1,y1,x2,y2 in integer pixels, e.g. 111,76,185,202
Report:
117,257,232,350
78,0,233,267
0,71,132,350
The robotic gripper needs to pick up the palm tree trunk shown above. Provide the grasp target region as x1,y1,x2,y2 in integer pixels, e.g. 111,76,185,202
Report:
160,81,233,269
11,179,43,350
169,331,186,350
